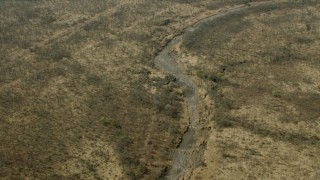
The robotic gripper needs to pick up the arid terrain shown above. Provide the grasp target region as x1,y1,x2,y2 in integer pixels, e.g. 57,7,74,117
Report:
0,0,319,179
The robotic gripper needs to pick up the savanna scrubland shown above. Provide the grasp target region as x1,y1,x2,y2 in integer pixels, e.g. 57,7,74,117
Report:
0,0,319,179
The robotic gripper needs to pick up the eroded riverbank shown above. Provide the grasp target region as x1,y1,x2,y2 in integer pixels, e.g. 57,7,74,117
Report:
155,1,274,179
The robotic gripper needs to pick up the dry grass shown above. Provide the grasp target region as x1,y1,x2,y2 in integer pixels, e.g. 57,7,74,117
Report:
0,0,204,178
179,1,320,179
1,0,319,179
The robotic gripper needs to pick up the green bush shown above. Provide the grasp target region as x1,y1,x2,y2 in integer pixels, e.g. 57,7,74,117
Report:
272,90,281,98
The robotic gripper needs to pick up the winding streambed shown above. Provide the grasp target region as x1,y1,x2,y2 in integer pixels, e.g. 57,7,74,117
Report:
156,35,199,179
155,1,274,179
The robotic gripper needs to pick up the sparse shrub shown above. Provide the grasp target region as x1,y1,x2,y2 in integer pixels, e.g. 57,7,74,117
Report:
208,72,224,83
102,84,112,99
196,69,224,83
111,120,121,129
103,121,109,127
86,74,102,85
48,46,71,61
20,40,31,49
196,69,206,79
34,45,71,61
220,98,235,110
41,14,56,24
272,90,281,98
83,20,104,31
215,112,236,128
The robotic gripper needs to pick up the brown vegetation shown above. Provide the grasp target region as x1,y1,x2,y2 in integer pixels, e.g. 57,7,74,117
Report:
0,0,319,179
